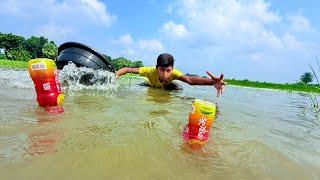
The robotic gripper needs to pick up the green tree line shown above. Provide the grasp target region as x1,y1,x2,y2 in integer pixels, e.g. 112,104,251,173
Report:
0,32,57,61
0,32,143,70
103,55,143,70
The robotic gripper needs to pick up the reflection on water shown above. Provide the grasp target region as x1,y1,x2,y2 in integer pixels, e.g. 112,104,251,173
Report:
145,87,174,104
24,111,64,158
0,107,64,168
24,129,61,157
1,69,320,179
146,87,173,118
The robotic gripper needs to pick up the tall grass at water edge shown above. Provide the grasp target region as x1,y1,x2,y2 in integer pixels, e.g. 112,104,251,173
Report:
309,57,320,112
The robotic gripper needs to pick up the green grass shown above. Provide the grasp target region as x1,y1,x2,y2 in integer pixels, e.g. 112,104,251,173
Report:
0,59,28,69
226,79,320,93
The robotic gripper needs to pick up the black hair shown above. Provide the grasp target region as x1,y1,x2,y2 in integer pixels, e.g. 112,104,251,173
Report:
156,53,174,67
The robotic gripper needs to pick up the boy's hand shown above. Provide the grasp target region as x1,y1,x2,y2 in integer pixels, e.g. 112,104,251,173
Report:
206,71,226,97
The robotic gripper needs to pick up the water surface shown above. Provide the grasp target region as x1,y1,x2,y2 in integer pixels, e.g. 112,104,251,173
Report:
0,68,319,179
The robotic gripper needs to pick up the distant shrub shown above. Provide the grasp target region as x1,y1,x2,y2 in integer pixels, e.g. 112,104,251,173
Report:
42,42,58,60
6,49,31,61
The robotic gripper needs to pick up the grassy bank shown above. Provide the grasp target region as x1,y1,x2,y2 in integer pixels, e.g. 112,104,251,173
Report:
226,79,320,93
0,59,28,69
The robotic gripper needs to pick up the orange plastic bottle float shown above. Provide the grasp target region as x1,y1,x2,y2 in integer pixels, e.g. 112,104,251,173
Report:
28,58,64,113
183,99,216,149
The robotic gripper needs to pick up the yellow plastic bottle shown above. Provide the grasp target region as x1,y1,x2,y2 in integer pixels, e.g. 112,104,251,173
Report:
28,58,64,113
183,99,216,146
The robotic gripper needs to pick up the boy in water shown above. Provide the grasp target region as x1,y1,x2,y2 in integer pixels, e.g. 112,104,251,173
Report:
116,53,226,96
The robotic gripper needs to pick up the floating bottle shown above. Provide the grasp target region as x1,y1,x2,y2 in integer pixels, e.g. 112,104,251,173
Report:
183,99,216,146
28,58,64,112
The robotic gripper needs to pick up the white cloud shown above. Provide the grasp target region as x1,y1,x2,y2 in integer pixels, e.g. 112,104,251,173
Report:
0,0,116,43
282,33,302,50
36,24,73,42
247,0,281,24
0,0,27,16
113,34,163,52
119,34,134,45
287,15,313,33
161,21,188,38
138,39,164,51
107,34,164,65
172,0,282,47
0,0,116,26
161,0,319,82
76,0,116,26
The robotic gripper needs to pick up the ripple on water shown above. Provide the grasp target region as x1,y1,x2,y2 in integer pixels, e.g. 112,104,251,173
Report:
0,134,28,167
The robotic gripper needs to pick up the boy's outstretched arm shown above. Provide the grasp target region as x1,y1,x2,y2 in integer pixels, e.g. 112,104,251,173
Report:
115,67,139,78
178,71,226,96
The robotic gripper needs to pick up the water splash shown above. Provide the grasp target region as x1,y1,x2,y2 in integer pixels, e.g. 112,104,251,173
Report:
58,63,117,91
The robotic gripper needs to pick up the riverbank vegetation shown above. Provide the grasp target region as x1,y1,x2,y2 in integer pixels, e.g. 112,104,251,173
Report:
225,79,320,93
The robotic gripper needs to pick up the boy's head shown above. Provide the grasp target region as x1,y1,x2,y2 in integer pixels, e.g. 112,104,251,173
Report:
156,53,174,82
156,53,174,67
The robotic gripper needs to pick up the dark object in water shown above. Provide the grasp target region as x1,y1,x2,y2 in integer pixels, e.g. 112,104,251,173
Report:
79,73,113,86
56,42,115,72
164,82,183,90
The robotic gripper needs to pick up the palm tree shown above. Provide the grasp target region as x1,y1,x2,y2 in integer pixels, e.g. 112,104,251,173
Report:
300,72,314,84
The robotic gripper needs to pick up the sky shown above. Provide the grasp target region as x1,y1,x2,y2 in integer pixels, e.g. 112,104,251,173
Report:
1,0,320,83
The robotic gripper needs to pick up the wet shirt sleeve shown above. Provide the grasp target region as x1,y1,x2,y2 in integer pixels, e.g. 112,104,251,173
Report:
172,68,183,79
138,67,152,77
